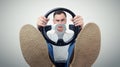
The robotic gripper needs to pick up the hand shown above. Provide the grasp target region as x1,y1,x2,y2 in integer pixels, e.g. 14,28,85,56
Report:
71,15,84,27
37,16,49,27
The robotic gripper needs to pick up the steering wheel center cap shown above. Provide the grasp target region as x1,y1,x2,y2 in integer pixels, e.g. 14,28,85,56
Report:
57,26,64,32
55,24,66,39
55,24,66,32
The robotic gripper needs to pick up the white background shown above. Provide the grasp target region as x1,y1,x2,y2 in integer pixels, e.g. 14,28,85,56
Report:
0,0,120,67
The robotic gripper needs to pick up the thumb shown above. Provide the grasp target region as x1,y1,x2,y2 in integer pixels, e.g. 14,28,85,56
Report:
47,18,50,21
71,18,74,22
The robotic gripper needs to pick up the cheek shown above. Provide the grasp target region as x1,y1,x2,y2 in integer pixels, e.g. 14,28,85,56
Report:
63,21,67,24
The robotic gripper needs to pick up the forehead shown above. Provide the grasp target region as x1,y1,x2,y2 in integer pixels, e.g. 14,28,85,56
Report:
54,13,66,19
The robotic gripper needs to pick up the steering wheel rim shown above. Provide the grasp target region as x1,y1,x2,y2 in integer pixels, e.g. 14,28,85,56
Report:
40,7,81,46
45,7,75,18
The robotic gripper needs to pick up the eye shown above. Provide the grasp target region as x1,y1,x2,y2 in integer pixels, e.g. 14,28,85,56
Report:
61,19,66,22
56,20,60,22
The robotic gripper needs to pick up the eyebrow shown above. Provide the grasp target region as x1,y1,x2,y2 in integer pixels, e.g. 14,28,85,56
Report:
56,19,66,21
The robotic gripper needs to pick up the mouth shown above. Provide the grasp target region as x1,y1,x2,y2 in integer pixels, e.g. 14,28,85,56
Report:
58,26,63,28
55,24,66,32
57,25,64,32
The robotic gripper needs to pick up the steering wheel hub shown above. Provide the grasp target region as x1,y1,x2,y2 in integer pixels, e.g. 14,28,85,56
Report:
55,24,66,39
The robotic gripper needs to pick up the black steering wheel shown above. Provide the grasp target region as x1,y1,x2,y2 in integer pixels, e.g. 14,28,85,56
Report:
39,7,81,46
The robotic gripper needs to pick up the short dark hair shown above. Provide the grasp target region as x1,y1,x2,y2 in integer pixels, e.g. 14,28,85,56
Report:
53,10,67,18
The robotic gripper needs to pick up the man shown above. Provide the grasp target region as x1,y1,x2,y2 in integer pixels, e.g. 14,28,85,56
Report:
20,9,100,67
37,10,84,67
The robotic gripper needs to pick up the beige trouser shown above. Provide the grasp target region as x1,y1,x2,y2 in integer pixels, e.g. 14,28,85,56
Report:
20,23,101,67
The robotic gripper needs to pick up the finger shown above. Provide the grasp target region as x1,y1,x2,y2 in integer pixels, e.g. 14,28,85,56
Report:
40,18,46,23
73,18,81,23
37,22,46,26
43,17,50,24
75,21,84,27
37,16,48,27
46,18,50,22
75,16,83,20
74,18,83,24
71,18,74,23
39,18,48,24
43,17,49,21
37,20,46,27
72,16,81,23
73,15,81,19
37,21,45,27
74,22,78,26
38,16,47,22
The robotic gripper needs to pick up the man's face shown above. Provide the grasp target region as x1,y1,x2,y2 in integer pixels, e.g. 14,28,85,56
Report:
53,13,67,24
53,13,67,32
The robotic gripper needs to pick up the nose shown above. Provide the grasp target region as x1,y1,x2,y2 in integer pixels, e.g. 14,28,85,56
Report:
58,21,62,24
